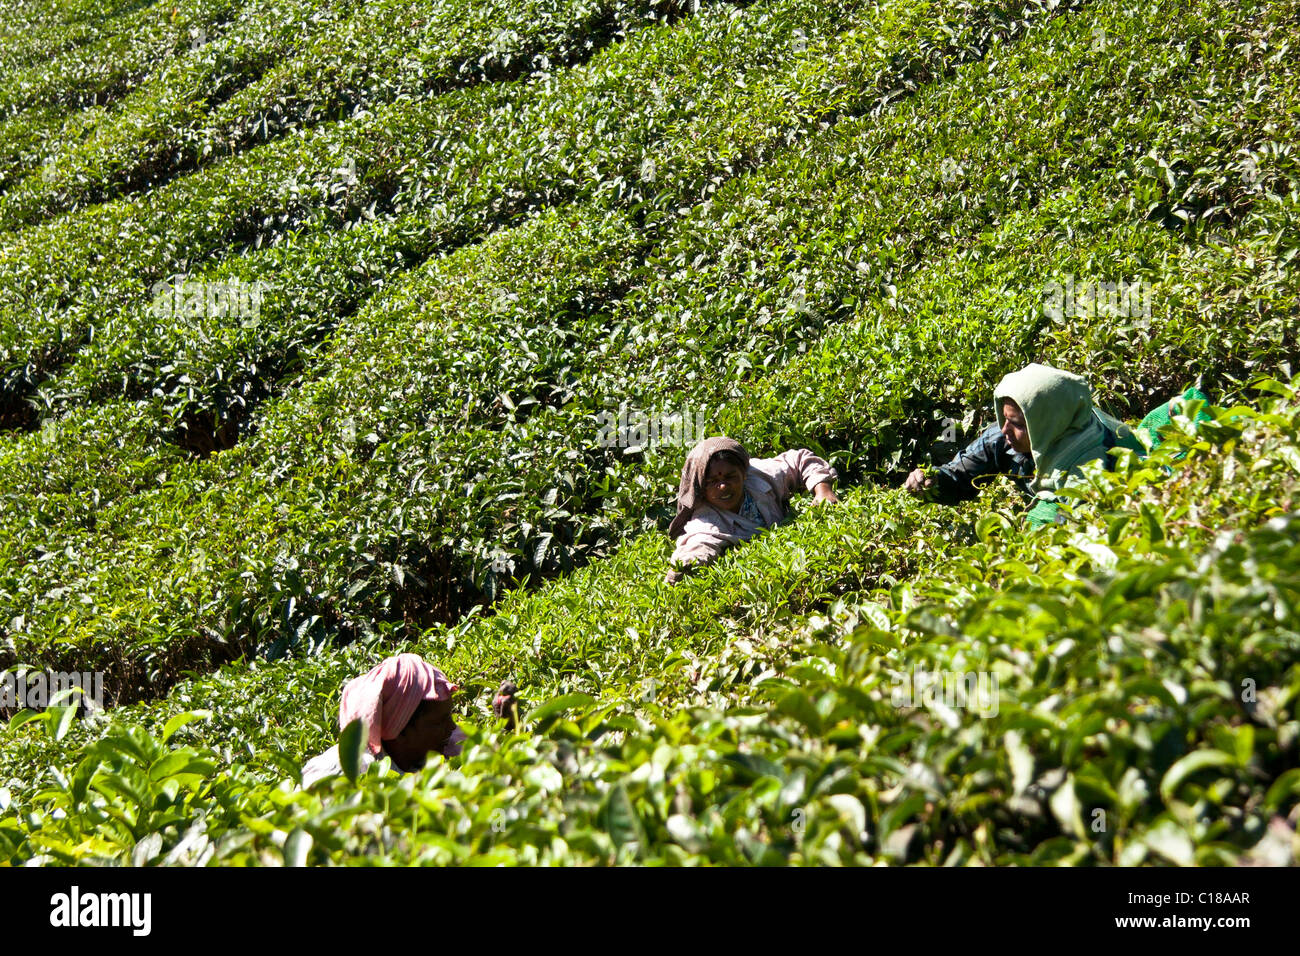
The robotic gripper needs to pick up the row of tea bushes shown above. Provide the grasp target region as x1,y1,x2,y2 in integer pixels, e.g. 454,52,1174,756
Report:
3,0,1043,418
0,0,251,116
0,0,704,232
0,0,888,418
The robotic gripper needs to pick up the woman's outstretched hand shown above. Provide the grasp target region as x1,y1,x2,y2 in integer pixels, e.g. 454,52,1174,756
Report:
493,681,521,730
812,481,839,505
903,468,933,498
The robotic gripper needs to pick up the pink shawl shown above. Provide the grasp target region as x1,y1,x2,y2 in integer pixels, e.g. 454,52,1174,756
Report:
338,654,458,755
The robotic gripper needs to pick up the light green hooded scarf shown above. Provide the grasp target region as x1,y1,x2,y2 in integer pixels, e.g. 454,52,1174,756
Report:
994,363,1132,498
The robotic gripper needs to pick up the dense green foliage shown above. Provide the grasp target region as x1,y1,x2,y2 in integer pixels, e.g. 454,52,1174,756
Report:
0,0,1296,865
4,0,1111,690
3,393,1298,864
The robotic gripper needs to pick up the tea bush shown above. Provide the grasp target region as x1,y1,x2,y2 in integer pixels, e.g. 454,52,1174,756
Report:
0,0,1297,865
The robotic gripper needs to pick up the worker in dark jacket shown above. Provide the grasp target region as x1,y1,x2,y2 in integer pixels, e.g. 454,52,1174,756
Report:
904,364,1140,514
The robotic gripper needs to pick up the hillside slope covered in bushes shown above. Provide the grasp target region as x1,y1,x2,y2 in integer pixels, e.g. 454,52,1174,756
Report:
0,0,1297,865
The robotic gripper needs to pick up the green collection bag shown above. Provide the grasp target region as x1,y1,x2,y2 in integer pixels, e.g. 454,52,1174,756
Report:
1135,386,1213,452
1025,386,1213,529
1026,497,1060,529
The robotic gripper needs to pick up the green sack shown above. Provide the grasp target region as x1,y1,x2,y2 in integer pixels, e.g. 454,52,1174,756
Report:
1025,387,1212,528
1136,386,1213,451
1026,497,1060,529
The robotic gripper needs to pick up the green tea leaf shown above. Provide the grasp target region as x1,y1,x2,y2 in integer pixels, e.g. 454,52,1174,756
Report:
338,718,366,783
283,827,313,867
161,710,213,744
527,693,597,723
601,783,644,855
1160,751,1236,804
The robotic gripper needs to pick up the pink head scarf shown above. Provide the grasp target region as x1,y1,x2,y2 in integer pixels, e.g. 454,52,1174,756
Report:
338,654,458,755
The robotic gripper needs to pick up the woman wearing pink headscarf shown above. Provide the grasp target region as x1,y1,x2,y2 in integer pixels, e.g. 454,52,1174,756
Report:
301,654,467,786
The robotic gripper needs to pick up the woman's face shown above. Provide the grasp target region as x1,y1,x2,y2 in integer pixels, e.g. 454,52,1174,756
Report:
703,457,746,512
385,698,456,771
1001,400,1031,456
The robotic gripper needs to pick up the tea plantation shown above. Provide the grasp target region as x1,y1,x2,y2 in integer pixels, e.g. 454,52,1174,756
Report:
0,0,1297,865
